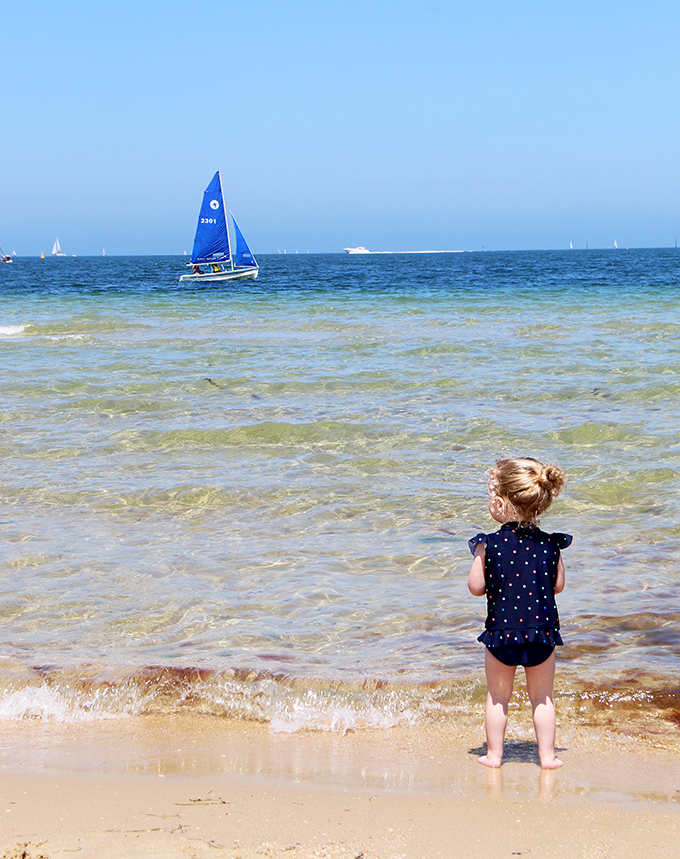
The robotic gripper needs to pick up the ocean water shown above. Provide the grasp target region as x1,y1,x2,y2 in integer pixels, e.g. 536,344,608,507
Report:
1,250,679,736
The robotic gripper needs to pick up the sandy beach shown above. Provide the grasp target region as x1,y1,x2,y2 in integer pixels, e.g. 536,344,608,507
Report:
0,716,678,858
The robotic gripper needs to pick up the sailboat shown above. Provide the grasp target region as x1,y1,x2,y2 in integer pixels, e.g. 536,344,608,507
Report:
0,241,11,263
52,238,66,256
179,171,258,282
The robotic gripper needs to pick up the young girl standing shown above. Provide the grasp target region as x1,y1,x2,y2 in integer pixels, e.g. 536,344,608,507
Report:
468,457,571,769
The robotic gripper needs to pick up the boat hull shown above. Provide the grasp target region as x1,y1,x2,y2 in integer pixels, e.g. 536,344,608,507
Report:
179,267,259,283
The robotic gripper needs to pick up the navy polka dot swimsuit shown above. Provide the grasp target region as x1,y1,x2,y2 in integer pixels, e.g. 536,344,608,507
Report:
469,523,572,667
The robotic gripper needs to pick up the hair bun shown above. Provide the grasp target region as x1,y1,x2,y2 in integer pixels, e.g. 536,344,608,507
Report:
539,464,566,497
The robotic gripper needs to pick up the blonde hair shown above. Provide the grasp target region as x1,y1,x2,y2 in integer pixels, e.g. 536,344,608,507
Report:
489,457,566,522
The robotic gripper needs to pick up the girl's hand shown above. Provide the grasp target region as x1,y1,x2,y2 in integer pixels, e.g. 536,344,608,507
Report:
468,545,487,596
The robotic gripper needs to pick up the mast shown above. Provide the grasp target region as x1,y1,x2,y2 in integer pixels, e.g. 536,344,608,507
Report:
217,170,234,273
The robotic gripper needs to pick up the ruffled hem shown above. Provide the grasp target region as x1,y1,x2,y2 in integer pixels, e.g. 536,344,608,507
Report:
550,532,573,550
477,629,563,647
468,533,488,555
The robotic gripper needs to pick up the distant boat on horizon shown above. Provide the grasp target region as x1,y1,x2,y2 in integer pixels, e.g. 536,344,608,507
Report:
613,240,618,249
52,238,66,256
343,246,371,254
179,170,258,283
0,240,12,263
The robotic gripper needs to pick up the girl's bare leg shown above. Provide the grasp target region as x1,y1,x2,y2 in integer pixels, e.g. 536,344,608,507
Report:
525,653,563,769
479,649,516,768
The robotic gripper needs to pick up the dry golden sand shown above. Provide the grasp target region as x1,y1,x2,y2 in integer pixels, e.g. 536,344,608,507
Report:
0,717,678,858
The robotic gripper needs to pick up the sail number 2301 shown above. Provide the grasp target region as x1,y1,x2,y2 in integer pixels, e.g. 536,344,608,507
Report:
200,218,218,224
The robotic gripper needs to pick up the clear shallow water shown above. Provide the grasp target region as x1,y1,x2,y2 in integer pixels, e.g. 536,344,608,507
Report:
1,251,679,733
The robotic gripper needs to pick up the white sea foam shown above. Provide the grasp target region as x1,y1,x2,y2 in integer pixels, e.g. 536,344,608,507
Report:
46,333,86,340
0,676,422,731
0,686,104,722
0,323,27,337
0,683,141,722
268,688,420,734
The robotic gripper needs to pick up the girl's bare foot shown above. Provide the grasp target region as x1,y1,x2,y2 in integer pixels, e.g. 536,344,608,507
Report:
478,754,503,768
540,756,563,769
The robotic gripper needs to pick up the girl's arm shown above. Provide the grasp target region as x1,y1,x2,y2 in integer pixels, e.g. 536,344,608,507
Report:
554,556,565,594
468,544,487,596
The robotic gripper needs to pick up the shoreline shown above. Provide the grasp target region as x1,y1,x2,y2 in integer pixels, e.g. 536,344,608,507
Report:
1,717,678,858
1,662,679,737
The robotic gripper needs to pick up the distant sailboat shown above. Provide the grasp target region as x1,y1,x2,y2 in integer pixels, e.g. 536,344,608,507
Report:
179,171,258,282
613,240,618,249
0,240,11,263
52,238,66,256
102,249,106,256
569,242,573,249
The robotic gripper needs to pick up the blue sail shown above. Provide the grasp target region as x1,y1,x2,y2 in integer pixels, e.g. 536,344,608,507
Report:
190,172,231,264
232,214,258,268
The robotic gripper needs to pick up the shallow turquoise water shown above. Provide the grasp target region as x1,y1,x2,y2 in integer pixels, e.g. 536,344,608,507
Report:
1,251,679,728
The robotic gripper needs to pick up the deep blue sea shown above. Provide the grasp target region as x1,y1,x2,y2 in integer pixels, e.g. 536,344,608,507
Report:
1,250,679,734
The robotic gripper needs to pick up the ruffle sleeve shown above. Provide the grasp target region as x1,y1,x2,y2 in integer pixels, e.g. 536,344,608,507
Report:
478,629,564,648
550,532,573,549
468,533,488,556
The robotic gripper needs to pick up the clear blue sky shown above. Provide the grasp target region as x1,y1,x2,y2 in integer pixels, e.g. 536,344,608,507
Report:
2,1,679,255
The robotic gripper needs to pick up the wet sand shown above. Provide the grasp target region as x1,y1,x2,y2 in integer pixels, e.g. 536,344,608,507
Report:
0,717,679,858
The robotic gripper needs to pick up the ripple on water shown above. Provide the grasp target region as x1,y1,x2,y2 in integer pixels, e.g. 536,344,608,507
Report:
1,251,680,716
